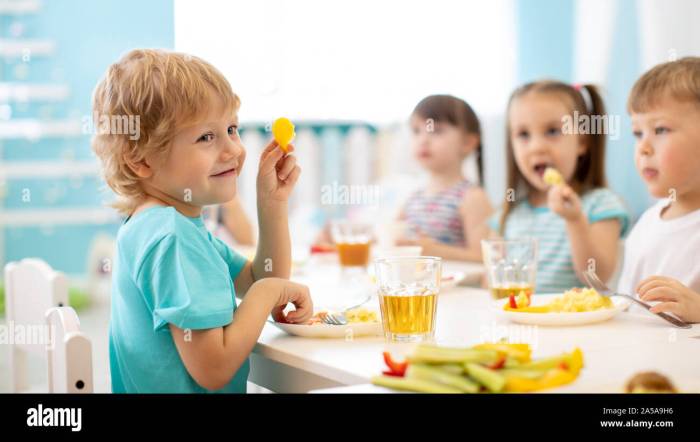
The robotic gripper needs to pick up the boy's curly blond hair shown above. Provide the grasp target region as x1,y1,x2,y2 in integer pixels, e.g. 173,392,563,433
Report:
91,49,240,215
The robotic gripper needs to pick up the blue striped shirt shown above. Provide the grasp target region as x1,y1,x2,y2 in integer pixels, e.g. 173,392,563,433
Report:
489,188,630,293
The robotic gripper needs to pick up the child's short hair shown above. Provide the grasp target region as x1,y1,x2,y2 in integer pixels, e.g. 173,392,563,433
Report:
91,49,239,215
628,57,700,113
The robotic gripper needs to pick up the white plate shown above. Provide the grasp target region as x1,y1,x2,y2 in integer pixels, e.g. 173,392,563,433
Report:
495,294,630,326
270,320,383,339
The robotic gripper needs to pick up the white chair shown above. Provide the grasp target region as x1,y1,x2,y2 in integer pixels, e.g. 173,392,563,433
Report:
45,307,93,393
4,258,92,393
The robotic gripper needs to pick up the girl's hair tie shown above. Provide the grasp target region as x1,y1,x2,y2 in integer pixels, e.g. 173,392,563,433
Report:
573,83,593,113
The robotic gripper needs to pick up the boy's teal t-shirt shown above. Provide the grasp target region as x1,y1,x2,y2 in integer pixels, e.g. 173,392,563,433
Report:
109,206,250,393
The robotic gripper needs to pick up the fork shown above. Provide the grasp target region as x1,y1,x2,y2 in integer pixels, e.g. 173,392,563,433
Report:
582,269,691,329
319,296,372,325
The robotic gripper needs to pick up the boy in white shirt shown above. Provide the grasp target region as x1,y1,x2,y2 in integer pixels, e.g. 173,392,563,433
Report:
617,57,700,323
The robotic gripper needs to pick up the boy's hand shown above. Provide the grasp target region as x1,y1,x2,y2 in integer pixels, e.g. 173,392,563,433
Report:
257,140,301,205
269,279,314,324
547,184,584,222
637,276,700,323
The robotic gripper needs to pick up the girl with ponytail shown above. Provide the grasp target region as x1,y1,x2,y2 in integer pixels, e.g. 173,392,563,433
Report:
489,81,630,293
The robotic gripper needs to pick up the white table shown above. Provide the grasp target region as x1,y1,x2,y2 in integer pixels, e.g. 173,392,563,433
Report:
249,262,700,393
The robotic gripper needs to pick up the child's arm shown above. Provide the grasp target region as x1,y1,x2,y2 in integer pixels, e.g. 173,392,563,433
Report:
170,278,312,391
548,185,621,282
637,276,700,323
235,141,300,295
458,187,494,260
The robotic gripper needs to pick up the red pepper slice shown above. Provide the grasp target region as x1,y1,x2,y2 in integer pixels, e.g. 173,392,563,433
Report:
310,244,335,254
509,294,518,309
383,352,408,377
488,355,506,370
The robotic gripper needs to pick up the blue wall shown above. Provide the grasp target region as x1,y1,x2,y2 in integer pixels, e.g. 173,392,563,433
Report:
516,0,575,83
1,0,174,275
514,0,650,221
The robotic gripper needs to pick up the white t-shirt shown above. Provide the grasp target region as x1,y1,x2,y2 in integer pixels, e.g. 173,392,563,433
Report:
618,199,700,296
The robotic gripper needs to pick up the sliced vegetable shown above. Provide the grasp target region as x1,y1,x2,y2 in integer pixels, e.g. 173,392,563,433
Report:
436,364,466,375
407,364,480,393
518,348,583,374
465,363,506,393
473,343,532,363
383,352,409,377
505,368,577,392
374,344,583,394
500,368,550,380
371,375,462,393
409,344,500,365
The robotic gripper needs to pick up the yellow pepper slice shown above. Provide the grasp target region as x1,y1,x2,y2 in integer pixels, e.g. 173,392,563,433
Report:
272,117,295,153
473,343,532,363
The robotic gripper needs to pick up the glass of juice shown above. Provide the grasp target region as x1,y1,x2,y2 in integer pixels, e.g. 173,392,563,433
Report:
374,256,441,342
331,221,373,273
480,238,538,300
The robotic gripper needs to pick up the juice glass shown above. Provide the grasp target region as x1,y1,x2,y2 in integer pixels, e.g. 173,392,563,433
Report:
374,256,441,342
481,238,538,300
331,221,372,273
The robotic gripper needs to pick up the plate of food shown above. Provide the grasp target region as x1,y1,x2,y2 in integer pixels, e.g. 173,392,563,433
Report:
270,307,383,339
495,287,630,326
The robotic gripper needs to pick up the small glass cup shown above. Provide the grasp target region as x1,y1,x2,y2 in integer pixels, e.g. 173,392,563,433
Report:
331,221,373,273
481,238,538,300
374,256,441,342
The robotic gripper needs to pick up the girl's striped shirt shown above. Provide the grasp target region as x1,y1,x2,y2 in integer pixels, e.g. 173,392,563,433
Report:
402,179,473,246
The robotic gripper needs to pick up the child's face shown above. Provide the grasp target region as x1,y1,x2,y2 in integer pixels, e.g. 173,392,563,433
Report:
509,92,586,192
631,98,700,200
410,114,474,174
146,101,246,209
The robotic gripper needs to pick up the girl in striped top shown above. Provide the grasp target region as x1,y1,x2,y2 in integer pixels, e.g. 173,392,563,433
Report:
396,95,494,262
489,81,630,293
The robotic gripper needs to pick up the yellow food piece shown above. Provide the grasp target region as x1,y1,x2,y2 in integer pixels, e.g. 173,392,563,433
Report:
345,308,378,323
504,288,613,313
543,167,564,186
505,368,577,392
472,343,532,363
504,347,584,392
271,117,295,153
515,291,530,308
548,287,613,312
